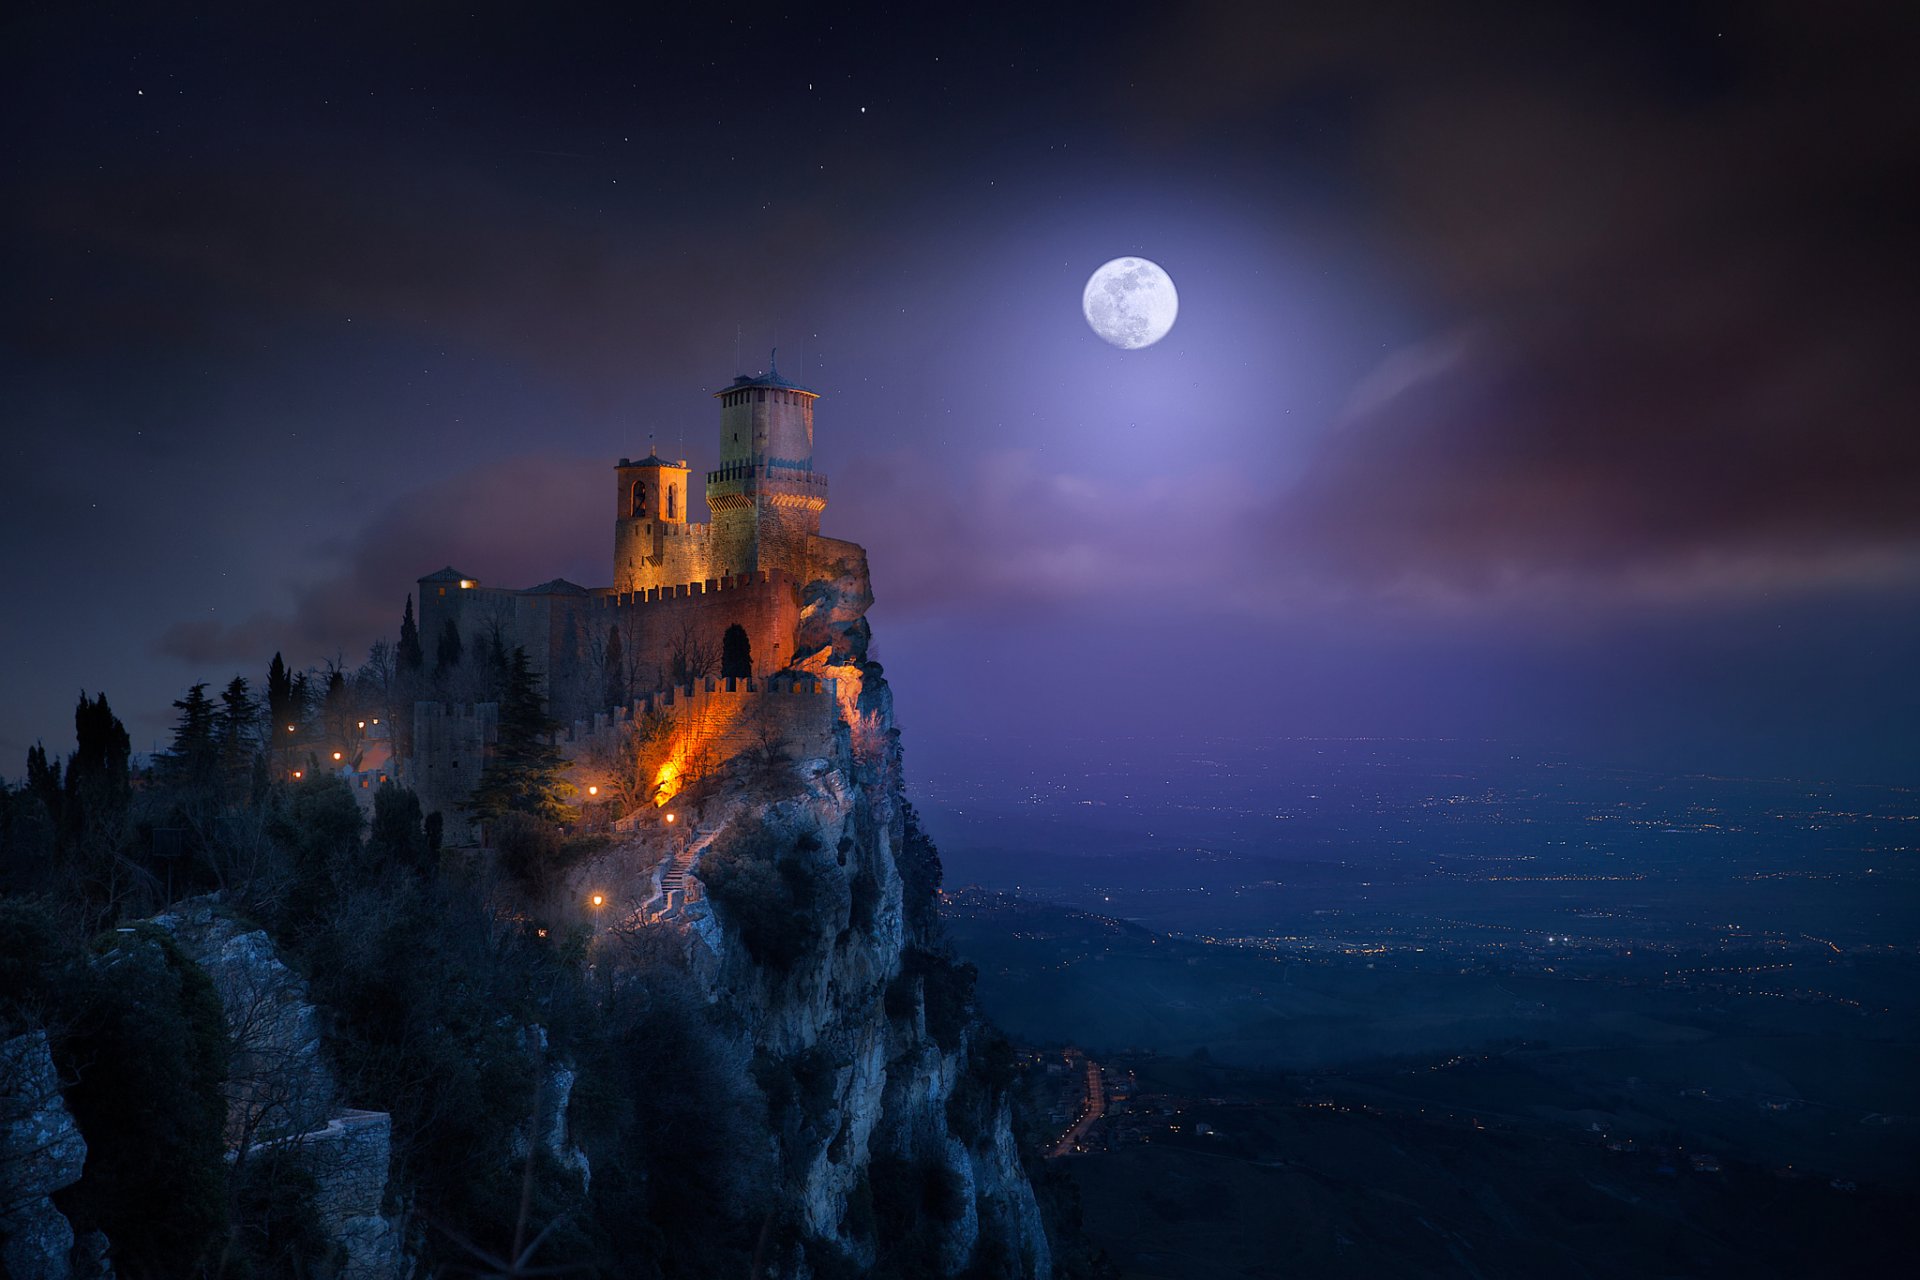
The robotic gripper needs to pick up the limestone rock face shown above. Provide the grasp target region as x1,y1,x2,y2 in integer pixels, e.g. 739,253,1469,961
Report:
0,1031,92,1280
152,900,337,1145
658,546,1050,1277
150,901,407,1280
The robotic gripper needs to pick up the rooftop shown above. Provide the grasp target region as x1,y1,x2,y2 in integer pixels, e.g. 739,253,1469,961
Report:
716,349,818,398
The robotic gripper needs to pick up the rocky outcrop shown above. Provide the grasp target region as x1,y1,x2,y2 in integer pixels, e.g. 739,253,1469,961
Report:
604,547,1050,1277
151,901,407,1280
0,1031,97,1280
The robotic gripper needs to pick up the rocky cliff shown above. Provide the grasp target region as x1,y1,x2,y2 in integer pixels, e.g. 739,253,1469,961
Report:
565,542,1051,1277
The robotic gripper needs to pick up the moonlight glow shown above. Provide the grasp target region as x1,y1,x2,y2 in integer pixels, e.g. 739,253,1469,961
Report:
1082,257,1178,349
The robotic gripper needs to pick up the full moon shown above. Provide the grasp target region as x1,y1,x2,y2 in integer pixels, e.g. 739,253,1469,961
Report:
1082,256,1178,349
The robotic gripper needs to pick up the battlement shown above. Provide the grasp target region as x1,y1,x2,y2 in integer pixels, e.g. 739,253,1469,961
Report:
622,519,714,540
588,568,797,609
562,673,837,744
707,461,831,491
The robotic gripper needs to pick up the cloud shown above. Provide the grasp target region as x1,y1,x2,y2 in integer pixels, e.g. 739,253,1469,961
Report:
1144,1,1920,603
158,455,605,667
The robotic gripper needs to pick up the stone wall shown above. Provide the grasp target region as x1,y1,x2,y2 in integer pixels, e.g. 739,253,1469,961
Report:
409,702,497,846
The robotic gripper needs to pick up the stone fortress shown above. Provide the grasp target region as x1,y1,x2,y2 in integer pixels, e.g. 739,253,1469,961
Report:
404,357,869,837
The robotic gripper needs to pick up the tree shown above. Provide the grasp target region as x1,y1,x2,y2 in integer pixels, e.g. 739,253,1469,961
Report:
367,781,432,872
267,653,297,736
436,617,464,675
157,683,220,797
216,677,261,804
721,623,752,680
468,648,573,826
668,619,718,687
65,691,132,850
602,624,627,713
397,594,424,673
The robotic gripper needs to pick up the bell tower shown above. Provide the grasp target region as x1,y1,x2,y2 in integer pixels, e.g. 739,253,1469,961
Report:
708,351,829,579
613,448,691,591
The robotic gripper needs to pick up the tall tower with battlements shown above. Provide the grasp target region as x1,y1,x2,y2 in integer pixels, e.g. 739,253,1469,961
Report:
706,353,830,581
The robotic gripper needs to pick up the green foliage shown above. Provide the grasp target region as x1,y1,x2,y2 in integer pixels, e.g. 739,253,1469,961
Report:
469,647,574,825
753,1044,843,1168
227,1150,339,1278
698,817,845,973
367,779,433,871
869,1154,969,1276
493,810,564,895
603,623,627,712
270,775,368,927
899,803,944,942
892,947,977,1052
570,975,776,1278
436,616,464,672
50,927,229,1278
397,594,425,673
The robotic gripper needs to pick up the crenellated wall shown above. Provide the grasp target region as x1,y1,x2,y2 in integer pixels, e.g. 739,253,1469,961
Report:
562,674,839,805
417,571,806,727
405,677,838,836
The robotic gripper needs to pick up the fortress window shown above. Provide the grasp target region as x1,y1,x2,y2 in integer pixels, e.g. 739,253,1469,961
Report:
756,388,766,403
632,480,648,516
667,484,678,518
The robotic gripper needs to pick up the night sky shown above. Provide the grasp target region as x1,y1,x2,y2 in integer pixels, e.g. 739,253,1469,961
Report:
5,2,1917,786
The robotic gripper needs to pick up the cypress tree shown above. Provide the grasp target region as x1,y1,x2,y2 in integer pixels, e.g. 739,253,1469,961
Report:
435,618,464,674
397,594,424,673
267,653,297,735
65,691,132,845
468,647,572,826
604,624,627,712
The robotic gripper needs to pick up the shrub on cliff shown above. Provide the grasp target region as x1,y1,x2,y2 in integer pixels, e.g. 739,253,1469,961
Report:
898,803,944,942
50,926,230,1278
698,816,845,973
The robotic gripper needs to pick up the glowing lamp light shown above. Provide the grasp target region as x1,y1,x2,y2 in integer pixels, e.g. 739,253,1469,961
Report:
357,720,365,729
332,751,343,761
291,770,303,779
371,718,379,725
588,785,599,796
590,893,605,908
536,927,548,938
665,813,676,824
458,579,476,589
287,724,296,733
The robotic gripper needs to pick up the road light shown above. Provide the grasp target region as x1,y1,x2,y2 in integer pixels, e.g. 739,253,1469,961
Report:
590,893,605,908
332,751,343,761
588,785,599,796
665,813,676,825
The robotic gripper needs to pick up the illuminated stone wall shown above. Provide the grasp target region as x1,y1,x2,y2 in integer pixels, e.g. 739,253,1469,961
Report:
560,673,840,807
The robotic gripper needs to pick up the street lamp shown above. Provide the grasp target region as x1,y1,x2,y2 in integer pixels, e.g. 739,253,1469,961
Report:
665,813,676,825
590,893,605,908
587,785,599,796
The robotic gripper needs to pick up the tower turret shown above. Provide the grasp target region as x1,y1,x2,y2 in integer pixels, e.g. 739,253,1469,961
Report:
708,352,829,579
613,448,693,591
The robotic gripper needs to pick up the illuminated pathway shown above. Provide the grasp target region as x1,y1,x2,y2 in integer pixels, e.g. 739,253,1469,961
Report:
1049,1059,1105,1158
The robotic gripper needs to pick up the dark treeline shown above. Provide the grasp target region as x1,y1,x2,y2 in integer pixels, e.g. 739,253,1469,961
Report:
0,621,803,1278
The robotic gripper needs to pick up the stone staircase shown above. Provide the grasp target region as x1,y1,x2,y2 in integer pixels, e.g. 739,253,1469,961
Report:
656,844,695,913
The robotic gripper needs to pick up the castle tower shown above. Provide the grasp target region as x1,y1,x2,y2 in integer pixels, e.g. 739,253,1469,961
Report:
708,352,829,580
613,448,693,591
